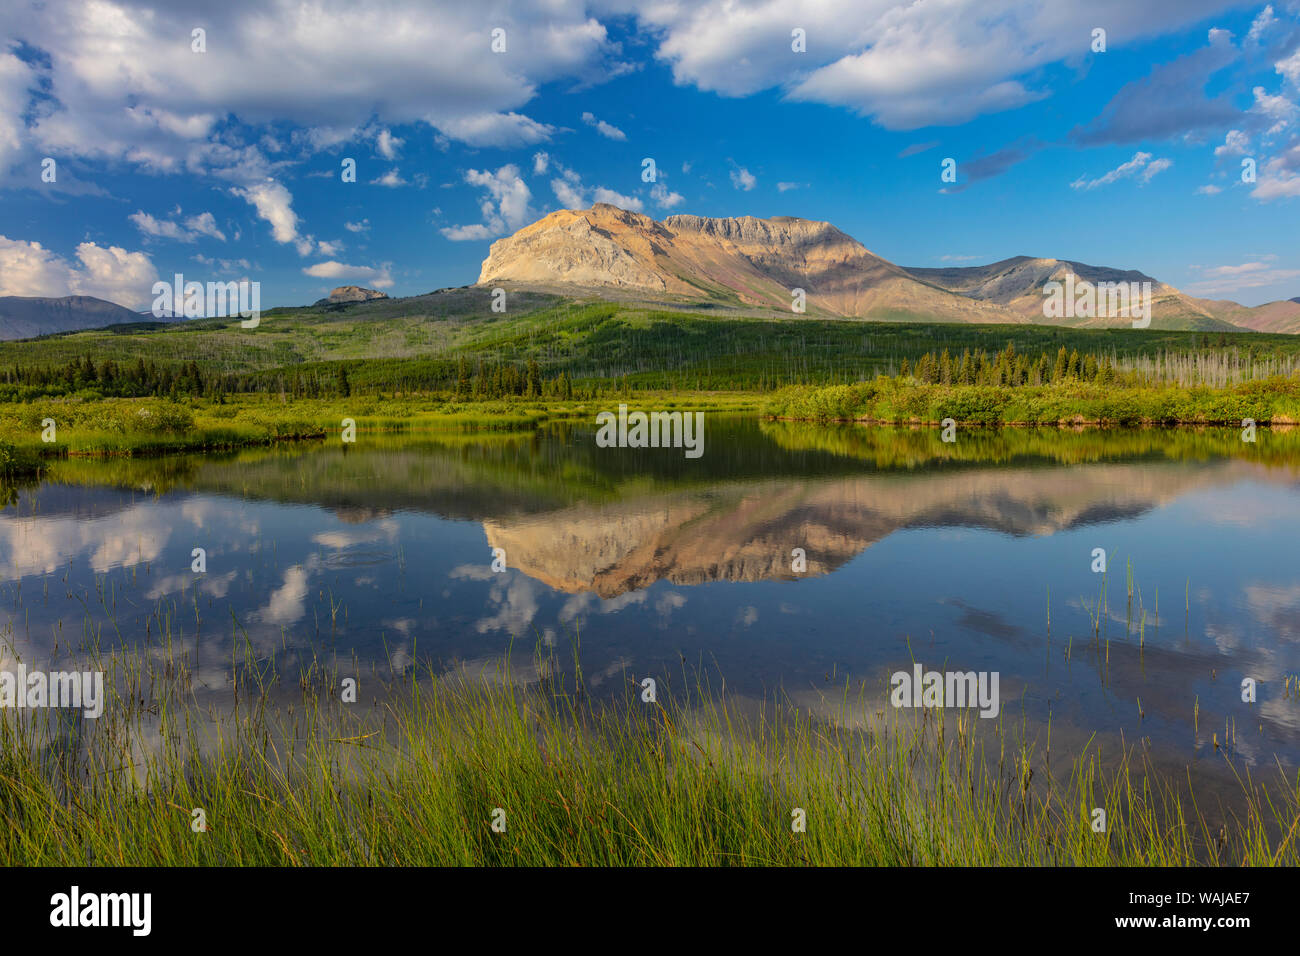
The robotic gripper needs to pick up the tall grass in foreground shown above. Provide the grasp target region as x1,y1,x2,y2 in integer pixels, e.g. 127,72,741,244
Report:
0,646,1296,866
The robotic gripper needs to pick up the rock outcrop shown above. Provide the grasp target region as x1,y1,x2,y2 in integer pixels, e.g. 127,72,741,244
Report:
315,286,389,306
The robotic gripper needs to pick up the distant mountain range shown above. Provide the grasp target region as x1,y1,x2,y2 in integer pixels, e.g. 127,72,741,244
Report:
2,207,1298,340
479,204,1300,333
0,295,160,341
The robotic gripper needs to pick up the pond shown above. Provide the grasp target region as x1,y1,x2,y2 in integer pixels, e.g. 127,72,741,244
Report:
2,417,1298,775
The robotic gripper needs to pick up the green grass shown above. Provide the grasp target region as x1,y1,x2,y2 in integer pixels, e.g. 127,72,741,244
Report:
1,639,1296,866
8,298,1300,398
765,376,1300,425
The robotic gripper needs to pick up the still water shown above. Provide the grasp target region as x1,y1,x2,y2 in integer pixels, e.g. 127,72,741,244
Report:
2,418,1299,768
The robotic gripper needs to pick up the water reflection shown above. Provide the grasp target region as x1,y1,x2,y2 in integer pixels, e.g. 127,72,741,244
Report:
3,419,1300,769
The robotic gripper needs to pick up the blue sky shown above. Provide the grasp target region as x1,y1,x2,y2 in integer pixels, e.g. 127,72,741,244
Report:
2,0,1299,310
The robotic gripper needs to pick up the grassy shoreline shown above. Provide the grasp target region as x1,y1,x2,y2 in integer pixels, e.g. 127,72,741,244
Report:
2,645,1296,866
0,392,763,480
5,376,1300,486
764,377,1300,426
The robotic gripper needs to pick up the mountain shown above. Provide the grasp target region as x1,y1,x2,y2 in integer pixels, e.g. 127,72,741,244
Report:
904,256,1239,331
479,203,1019,323
0,295,154,341
313,285,389,307
477,204,1260,331
1199,297,1300,334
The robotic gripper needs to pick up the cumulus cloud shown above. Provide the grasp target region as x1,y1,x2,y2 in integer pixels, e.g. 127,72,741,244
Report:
0,236,158,307
375,128,403,159
230,180,300,245
1215,130,1251,157
0,50,34,173
546,160,643,211
302,260,393,288
634,0,1232,130
650,182,684,208
370,168,408,187
1251,157,1300,200
730,166,756,190
129,209,227,242
581,111,627,140
11,0,618,175
440,164,534,240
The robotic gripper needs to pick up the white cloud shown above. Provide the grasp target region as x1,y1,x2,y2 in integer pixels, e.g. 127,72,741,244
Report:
230,180,300,245
1185,260,1300,294
129,211,190,241
1248,5,1277,45
546,160,643,211
1215,129,1250,157
1251,156,1300,200
371,168,408,187
1252,86,1298,134
375,128,403,159
1196,184,1223,194
433,112,555,147
730,166,756,191
129,209,226,242
344,219,370,233
532,151,550,175
1277,48,1300,86
439,223,496,241
581,111,627,141
440,164,533,239
11,0,617,180
634,0,1232,130
0,235,158,308
0,50,34,174
1069,151,1170,189
551,176,585,209
185,212,226,241
650,182,684,208
592,186,643,209
1140,157,1172,182
302,260,393,288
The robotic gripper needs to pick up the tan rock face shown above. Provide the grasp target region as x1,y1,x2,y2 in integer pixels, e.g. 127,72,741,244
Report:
477,203,1019,322
477,204,1266,330
328,285,388,303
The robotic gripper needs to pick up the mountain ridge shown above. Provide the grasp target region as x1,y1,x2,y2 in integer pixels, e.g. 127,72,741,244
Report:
0,295,160,341
478,204,1291,332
